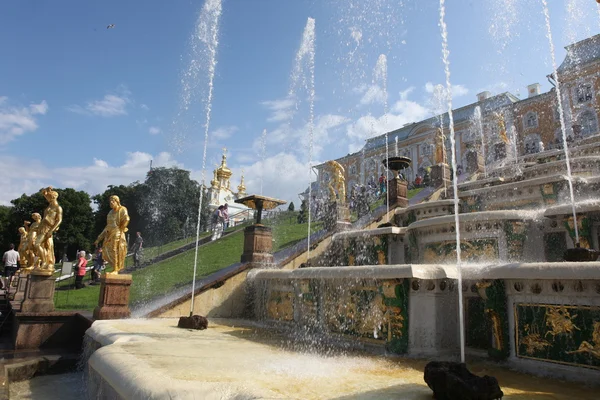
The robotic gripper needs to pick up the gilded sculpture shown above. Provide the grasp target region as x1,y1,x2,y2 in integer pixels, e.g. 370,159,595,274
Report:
568,321,600,359
494,112,510,144
17,225,30,270
94,195,130,275
544,306,580,339
434,127,446,165
325,160,346,204
520,324,550,355
486,309,504,353
32,187,63,273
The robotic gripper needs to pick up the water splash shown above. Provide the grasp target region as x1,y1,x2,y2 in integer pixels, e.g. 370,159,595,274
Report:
260,128,267,195
487,0,520,77
288,18,317,259
541,0,580,244
438,0,465,363
395,136,399,157
473,106,487,178
374,54,390,220
189,0,222,316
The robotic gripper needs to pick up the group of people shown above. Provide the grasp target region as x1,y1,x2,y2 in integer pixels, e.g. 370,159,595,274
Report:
211,203,229,241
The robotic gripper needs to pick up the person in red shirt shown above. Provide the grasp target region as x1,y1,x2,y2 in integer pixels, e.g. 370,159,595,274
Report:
75,250,87,289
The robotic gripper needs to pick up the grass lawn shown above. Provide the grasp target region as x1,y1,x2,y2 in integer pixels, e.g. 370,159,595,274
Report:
54,216,321,312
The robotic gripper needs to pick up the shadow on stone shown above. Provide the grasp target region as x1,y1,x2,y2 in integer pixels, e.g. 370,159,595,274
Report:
177,315,208,330
424,361,503,400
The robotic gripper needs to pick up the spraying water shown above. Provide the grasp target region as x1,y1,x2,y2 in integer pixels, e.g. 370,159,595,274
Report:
438,0,465,363
541,0,580,244
189,0,222,317
473,106,487,178
288,18,317,259
395,136,399,157
260,128,267,195
374,54,390,220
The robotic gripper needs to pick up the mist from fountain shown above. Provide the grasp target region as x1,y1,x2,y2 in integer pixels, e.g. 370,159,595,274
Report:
473,106,487,178
374,54,391,221
188,0,223,316
438,0,465,363
541,0,580,244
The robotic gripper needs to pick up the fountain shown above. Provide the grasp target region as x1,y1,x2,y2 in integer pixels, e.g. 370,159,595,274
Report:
73,2,600,400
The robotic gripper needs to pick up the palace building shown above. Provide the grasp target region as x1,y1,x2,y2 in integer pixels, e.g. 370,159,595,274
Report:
314,34,600,198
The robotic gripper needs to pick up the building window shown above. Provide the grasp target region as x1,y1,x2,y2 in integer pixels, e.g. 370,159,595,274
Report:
524,133,542,154
494,143,506,161
579,111,598,137
421,144,432,156
576,84,593,104
349,165,357,175
524,112,538,129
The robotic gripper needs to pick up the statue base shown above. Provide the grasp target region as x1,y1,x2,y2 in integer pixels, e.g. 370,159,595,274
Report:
431,163,451,188
324,202,351,232
93,274,132,320
12,273,30,303
389,177,409,208
241,225,274,267
20,271,56,313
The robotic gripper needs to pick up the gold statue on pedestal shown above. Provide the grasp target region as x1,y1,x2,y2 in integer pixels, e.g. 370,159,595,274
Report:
94,195,130,275
32,187,63,273
434,127,447,165
326,160,346,204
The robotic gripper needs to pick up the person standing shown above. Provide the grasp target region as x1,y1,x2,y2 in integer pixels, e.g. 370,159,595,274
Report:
75,250,87,289
92,248,104,283
222,204,229,230
211,206,224,241
130,231,144,267
2,244,20,290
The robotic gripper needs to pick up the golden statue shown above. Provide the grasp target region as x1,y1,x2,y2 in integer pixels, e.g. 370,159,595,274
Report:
94,195,130,275
32,187,63,272
434,127,446,165
494,112,510,144
326,160,346,204
568,321,600,359
27,213,42,269
486,309,504,352
17,223,32,270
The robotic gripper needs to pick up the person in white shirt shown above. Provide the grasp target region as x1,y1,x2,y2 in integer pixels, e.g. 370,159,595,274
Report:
2,244,20,290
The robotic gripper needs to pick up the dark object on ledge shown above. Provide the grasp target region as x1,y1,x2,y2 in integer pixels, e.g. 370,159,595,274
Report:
178,315,208,330
424,361,503,400
564,243,600,262
377,222,394,228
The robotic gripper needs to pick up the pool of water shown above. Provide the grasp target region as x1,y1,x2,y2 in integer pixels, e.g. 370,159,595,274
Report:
10,372,85,400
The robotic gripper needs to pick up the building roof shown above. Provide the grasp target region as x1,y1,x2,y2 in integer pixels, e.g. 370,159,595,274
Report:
557,34,600,74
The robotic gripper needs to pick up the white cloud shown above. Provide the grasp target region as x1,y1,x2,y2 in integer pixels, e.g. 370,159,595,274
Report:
424,82,469,99
0,151,182,206
211,125,238,140
0,98,48,144
149,126,161,135
346,87,429,152
356,84,387,106
67,87,131,117
261,97,296,122
140,104,150,111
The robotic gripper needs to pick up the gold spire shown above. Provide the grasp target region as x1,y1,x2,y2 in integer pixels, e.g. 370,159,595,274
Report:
237,169,247,196
216,147,232,181
210,164,219,188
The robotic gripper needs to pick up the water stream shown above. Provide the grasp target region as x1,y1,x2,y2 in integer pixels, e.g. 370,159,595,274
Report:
541,0,580,244
438,0,465,363
473,106,487,178
189,0,223,316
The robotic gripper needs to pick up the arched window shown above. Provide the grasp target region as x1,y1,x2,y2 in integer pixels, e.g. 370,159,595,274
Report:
579,111,598,137
524,133,542,154
524,112,538,129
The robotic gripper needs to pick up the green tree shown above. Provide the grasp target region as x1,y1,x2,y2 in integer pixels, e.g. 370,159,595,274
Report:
297,200,308,223
287,202,295,212
0,205,13,251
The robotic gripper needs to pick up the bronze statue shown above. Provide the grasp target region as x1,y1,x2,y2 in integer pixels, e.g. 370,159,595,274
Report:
32,187,63,272
94,195,130,275
326,160,346,204
434,127,447,165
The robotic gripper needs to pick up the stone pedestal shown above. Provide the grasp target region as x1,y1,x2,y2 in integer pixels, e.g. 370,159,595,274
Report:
12,273,30,303
20,271,56,313
324,202,351,232
430,163,451,188
241,225,274,266
389,177,409,208
93,274,132,320
466,151,484,174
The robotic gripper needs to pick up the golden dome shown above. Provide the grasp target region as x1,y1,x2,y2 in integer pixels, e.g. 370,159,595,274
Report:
216,150,232,180
237,170,246,195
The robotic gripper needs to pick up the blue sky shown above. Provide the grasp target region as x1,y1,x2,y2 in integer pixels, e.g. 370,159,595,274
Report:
0,0,598,205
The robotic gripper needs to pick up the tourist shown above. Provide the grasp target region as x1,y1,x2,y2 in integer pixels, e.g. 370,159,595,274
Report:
92,248,104,283
378,173,386,195
130,231,144,267
222,204,229,230
75,250,87,289
2,244,20,291
211,206,225,241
